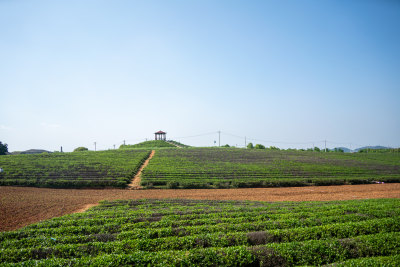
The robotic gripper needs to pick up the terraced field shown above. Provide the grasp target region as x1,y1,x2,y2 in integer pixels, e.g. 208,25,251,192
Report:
1,198,399,266
0,150,151,188
141,148,400,188
1,147,399,189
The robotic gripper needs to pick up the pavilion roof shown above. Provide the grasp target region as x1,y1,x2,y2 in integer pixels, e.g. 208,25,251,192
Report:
155,130,166,134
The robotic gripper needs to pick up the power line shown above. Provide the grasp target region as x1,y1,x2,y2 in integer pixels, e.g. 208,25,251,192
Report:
222,131,245,139
246,137,317,145
170,131,218,140
104,130,386,150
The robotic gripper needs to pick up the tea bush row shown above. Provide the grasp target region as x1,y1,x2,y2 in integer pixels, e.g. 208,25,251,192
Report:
0,199,399,266
141,148,400,188
0,150,151,188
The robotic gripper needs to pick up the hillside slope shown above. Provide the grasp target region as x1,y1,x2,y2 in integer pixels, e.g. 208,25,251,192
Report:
120,140,177,149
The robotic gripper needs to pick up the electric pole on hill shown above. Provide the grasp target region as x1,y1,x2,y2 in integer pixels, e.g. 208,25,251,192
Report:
113,144,116,150
245,136,247,148
325,140,327,152
94,142,97,151
218,131,221,147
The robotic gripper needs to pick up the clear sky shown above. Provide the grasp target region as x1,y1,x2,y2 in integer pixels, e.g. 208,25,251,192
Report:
1,0,399,152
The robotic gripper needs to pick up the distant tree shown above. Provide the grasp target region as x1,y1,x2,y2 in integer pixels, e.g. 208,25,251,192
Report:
0,142,8,155
255,144,265,149
334,148,344,153
222,144,230,148
307,148,313,151
247,143,254,149
314,147,321,152
74,147,88,152
269,146,280,150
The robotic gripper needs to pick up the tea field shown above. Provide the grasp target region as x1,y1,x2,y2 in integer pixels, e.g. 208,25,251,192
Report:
141,148,400,188
0,150,151,188
1,147,400,189
0,198,399,266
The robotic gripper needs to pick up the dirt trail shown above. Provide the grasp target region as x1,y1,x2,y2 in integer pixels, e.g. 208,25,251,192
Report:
73,204,98,213
1,184,400,232
166,141,182,148
127,150,155,189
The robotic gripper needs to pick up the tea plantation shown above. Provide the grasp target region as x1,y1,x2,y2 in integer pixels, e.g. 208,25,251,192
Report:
0,150,151,188
1,146,400,189
141,148,400,188
0,198,399,266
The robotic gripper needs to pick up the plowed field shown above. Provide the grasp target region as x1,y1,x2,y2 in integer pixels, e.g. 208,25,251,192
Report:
1,184,400,232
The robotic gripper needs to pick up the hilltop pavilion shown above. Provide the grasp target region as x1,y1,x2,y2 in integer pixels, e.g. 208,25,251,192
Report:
154,130,167,141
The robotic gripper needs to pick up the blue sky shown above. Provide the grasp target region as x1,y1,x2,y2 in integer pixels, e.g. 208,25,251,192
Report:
1,0,399,151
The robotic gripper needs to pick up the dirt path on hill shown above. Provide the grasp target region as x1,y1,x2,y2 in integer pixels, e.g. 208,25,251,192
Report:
127,150,155,189
166,141,182,148
1,183,400,231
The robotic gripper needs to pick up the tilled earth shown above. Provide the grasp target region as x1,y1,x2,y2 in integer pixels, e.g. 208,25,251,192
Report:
1,184,400,231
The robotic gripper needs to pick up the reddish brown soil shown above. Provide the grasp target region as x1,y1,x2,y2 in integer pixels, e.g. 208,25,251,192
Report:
1,184,400,232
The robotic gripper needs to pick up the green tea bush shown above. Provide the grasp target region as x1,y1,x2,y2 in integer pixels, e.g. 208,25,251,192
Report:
1,199,399,266
0,150,150,188
141,148,400,189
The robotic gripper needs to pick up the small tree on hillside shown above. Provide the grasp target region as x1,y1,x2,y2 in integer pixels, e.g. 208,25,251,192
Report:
255,144,265,149
247,143,254,149
74,147,88,152
314,147,321,152
0,141,8,155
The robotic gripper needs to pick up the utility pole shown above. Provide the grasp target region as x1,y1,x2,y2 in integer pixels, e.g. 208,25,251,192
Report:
245,136,247,148
113,144,116,150
218,131,221,147
94,142,97,151
324,140,327,152
123,140,126,146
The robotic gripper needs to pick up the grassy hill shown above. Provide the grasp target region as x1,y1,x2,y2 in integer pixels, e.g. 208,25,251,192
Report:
1,198,399,265
119,140,180,149
141,148,400,189
0,150,150,188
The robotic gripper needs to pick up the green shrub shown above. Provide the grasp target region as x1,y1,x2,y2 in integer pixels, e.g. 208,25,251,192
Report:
73,147,88,152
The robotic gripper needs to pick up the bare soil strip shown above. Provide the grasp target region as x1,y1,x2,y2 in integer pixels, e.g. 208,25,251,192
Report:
127,150,155,189
1,184,400,232
73,204,98,214
166,141,182,148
